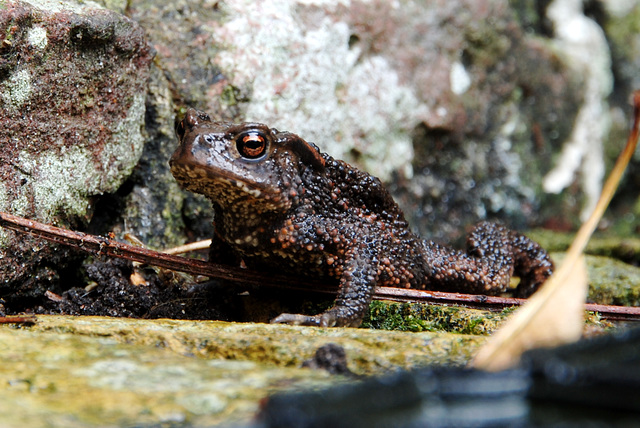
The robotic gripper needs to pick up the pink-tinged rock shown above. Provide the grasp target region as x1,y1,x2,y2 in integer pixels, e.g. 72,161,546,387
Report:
0,0,152,301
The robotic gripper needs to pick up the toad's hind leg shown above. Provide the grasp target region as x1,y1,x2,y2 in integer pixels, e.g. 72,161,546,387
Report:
495,225,554,297
424,222,553,297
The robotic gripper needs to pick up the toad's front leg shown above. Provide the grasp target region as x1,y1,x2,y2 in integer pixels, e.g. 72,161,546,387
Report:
271,246,379,327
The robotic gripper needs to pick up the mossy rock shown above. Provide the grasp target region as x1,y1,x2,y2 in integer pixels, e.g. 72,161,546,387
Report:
362,301,515,334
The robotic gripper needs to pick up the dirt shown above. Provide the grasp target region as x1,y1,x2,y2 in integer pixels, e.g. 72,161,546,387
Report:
0,254,331,325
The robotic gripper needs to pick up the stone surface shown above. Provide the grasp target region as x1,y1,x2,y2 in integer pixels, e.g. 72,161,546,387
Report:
87,64,209,250
0,315,486,427
0,0,152,301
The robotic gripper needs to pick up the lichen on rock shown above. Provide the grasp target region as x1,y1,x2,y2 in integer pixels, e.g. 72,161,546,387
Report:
0,0,152,299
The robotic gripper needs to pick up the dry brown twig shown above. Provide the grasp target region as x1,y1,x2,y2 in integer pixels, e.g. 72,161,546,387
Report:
0,212,638,322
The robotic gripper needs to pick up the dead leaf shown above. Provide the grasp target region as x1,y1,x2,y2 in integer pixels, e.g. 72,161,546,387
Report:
130,271,148,286
472,255,588,371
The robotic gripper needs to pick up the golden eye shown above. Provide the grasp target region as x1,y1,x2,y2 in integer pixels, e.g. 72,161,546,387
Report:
236,130,268,159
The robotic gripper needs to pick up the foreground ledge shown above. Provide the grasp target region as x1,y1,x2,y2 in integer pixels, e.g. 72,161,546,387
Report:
0,315,485,427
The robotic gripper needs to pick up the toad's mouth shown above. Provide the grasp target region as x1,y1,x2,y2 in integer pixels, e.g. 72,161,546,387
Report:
169,162,289,209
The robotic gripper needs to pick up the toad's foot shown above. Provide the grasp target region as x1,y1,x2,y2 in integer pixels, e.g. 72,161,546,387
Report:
271,307,363,328
271,313,326,327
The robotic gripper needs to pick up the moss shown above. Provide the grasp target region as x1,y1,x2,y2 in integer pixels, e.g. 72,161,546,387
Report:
586,255,640,307
220,84,245,106
362,300,511,334
462,17,512,68
362,299,621,336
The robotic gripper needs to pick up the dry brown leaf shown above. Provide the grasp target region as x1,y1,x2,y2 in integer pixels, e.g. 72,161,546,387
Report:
472,255,588,371
471,90,640,371
130,271,148,286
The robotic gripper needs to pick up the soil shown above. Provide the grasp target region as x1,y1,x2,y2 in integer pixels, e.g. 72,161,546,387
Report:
0,256,332,323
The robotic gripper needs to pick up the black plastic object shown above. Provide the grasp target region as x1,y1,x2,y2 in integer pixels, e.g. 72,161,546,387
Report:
259,368,530,428
258,328,640,427
523,327,640,425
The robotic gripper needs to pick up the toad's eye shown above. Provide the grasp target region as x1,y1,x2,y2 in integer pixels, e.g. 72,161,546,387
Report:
236,130,269,160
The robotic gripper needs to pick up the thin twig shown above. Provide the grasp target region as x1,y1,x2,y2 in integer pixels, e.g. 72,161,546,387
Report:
1,211,639,321
163,239,212,255
0,211,301,288
0,315,37,324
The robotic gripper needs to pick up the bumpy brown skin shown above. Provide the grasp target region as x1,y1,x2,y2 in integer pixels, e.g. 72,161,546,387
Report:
170,109,554,327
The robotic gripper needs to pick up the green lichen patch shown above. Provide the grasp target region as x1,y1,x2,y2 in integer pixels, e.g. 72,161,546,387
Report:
27,315,486,375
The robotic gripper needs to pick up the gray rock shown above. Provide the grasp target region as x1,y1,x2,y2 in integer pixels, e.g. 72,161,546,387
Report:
126,0,593,242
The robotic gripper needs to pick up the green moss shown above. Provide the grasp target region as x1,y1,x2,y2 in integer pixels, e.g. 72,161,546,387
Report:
586,255,640,307
463,18,511,67
220,84,245,106
362,300,511,334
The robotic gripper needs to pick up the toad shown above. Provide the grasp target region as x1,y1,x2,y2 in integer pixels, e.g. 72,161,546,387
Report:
170,109,554,327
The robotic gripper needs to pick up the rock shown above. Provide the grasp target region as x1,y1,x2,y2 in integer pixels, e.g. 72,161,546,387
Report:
90,64,213,250
126,0,588,242
0,0,152,301
0,315,486,426
581,254,640,307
